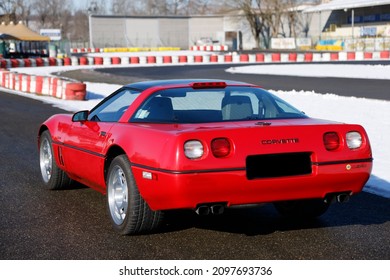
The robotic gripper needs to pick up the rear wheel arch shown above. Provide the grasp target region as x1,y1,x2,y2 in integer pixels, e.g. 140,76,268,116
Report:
105,153,164,234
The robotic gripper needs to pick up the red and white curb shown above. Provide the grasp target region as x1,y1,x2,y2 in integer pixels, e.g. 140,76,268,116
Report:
2,50,390,69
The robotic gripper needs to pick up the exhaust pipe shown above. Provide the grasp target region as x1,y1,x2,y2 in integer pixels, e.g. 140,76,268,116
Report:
325,192,351,204
195,205,210,216
195,204,226,215
210,204,224,215
336,193,350,203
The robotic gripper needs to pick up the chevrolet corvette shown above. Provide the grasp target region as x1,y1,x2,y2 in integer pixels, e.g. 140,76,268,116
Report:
38,79,373,235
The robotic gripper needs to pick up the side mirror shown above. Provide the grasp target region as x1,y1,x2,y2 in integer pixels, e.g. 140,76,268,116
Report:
72,110,89,122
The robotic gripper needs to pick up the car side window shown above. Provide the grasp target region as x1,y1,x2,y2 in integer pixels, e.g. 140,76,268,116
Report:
88,89,140,122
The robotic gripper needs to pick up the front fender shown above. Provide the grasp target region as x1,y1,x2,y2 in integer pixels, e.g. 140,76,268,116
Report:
39,114,73,143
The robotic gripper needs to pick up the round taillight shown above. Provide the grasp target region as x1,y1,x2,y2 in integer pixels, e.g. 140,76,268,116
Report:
184,140,204,159
323,132,340,151
346,131,362,149
211,138,231,158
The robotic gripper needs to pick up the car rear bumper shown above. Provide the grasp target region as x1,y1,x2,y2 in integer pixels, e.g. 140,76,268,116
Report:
132,160,372,211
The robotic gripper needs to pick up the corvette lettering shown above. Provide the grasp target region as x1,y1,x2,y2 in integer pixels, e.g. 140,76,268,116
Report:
261,138,299,145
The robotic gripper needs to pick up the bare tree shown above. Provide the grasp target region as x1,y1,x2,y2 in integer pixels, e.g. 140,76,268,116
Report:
14,0,33,25
170,0,185,15
0,0,18,23
95,0,108,14
148,0,169,15
232,0,305,49
69,10,88,42
0,0,14,15
185,0,225,15
111,0,133,15
235,0,286,48
109,0,219,16
186,0,208,15
33,0,71,28
27,0,77,43
279,0,310,38
0,0,42,27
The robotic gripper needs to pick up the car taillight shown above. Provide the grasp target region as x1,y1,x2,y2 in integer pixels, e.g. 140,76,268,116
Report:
211,138,231,158
184,140,204,159
323,132,340,151
346,131,362,149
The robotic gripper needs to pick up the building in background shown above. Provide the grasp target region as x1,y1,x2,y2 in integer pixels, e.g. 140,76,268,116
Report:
89,15,228,50
304,0,390,51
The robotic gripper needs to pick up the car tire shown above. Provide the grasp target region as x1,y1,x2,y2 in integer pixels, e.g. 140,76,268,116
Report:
273,198,330,219
39,130,71,190
106,155,164,235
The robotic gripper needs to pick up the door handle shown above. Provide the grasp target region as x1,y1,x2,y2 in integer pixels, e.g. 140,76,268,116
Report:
99,131,107,137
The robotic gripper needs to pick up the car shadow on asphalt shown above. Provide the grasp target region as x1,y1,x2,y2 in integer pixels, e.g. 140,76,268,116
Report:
161,192,390,236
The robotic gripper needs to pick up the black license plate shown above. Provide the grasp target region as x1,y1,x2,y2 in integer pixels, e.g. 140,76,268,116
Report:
246,152,312,180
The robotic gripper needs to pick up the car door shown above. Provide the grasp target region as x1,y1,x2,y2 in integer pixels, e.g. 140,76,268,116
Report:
64,120,113,190
62,88,140,191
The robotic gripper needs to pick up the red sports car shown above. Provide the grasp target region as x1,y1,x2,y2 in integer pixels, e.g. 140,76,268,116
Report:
38,79,373,235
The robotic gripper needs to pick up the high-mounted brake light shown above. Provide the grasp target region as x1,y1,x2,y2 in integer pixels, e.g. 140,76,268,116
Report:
323,132,340,151
190,82,227,89
211,138,231,158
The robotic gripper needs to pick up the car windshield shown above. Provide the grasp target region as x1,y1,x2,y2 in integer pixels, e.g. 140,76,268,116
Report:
131,86,307,124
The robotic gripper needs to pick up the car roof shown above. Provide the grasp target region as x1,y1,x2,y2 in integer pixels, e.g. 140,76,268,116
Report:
124,79,253,91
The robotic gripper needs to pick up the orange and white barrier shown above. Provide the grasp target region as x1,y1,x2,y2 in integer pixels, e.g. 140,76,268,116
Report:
0,69,86,100
64,82,87,100
190,45,228,51
70,48,103,53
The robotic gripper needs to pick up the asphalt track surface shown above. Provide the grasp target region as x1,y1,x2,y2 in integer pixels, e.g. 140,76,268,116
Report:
1,64,389,260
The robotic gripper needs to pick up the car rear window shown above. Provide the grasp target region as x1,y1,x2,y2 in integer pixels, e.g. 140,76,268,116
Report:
131,86,307,124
